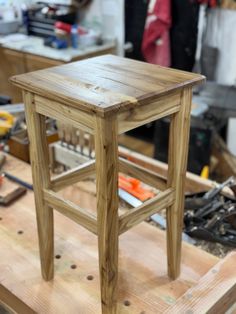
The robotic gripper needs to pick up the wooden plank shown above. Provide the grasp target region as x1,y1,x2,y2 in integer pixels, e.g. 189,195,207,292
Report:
43,189,97,235
119,188,175,234
0,284,36,314
118,146,219,194
34,95,95,134
164,252,236,314
95,115,119,314
118,92,180,134
166,87,192,279
119,157,166,191
23,91,54,281
51,160,95,192
0,154,221,314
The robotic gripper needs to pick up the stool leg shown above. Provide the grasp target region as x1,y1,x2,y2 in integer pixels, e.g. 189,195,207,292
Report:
166,87,192,279
95,116,119,314
23,91,54,281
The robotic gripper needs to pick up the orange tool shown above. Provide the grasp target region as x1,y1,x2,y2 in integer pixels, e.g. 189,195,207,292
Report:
118,174,155,202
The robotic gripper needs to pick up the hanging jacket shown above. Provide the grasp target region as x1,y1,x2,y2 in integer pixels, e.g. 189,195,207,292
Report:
142,0,171,67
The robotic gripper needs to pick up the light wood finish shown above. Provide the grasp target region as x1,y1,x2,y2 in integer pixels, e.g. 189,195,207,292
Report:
164,251,236,314
119,157,166,190
0,48,25,102
34,95,95,134
0,284,36,314
51,160,95,192
118,92,180,134
119,188,175,234
23,91,54,281
2,155,236,314
95,116,119,314
166,88,192,280
10,54,204,117
118,135,154,157
11,55,205,313
43,189,97,235
118,146,222,194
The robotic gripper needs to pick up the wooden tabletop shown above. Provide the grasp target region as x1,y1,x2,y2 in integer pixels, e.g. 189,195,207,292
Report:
10,54,205,115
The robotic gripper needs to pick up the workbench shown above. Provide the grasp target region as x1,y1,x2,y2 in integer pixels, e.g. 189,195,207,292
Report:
0,153,236,313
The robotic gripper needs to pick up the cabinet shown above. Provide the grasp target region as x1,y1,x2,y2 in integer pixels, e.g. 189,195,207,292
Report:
0,44,115,103
0,48,63,103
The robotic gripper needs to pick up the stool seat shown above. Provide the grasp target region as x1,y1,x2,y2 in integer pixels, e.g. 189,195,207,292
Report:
11,54,204,116
10,55,205,314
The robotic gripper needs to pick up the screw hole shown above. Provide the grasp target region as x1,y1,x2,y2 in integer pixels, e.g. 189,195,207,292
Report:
70,264,77,269
17,230,23,234
87,275,94,281
55,255,61,259
123,300,131,307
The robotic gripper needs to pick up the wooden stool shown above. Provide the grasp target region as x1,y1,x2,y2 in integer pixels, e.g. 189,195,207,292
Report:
11,55,204,314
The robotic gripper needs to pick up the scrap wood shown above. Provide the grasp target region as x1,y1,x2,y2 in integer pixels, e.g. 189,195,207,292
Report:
164,251,236,314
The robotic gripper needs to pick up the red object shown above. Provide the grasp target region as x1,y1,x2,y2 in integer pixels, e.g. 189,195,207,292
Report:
142,0,171,67
55,21,72,33
197,0,217,7
118,174,155,202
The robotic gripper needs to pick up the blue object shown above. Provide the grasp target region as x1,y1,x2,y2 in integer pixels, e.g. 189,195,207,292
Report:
71,24,79,48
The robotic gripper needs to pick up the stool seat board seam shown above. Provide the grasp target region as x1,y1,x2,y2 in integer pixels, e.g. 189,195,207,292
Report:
10,54,205,115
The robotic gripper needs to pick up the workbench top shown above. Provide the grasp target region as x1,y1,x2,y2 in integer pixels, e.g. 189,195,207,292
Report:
0,154,221,314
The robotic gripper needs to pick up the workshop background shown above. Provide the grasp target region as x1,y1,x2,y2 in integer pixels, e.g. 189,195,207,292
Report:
1,0,236,313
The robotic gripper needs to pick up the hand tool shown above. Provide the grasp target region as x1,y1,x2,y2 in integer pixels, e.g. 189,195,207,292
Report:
0,186,27,206
118,176,195,244
3,172,33,190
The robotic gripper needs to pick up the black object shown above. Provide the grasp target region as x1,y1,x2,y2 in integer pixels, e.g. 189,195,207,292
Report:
184,177,236,247
154,115,213,175
27,4,77,38
170,0,200,71
125,0,148,61
0,95,11,105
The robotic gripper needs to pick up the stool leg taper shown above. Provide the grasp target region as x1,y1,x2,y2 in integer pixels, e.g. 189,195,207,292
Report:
166,87,192,279
95,115,119,314
24,91,54,281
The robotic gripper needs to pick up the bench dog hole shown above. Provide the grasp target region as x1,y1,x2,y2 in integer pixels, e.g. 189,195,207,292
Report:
123,300,131,306
55,255,61,259
71,264,77,269
17,230,23,234
87,275,94,281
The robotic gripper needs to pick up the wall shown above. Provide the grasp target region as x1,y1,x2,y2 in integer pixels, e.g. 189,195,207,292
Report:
82,0,124,56
204,8,236,85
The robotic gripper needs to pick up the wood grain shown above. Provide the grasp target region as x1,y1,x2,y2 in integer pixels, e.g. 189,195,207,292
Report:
23,91,54,281
34,95,95,134
0,284,36,314
10,54,205,116
95,115,119,314
119,188,175,234
51,160,95,192
43,189,97,235
119,157,166,191
118,91,180,134
164,251,236,314
0,154,225,314
166,88,192,279
118,146,223,194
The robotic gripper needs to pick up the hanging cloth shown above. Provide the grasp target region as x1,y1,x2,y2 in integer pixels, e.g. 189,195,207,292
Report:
141,0,171,67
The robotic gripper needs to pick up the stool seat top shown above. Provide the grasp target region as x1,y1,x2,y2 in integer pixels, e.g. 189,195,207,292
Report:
11,54,205,115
